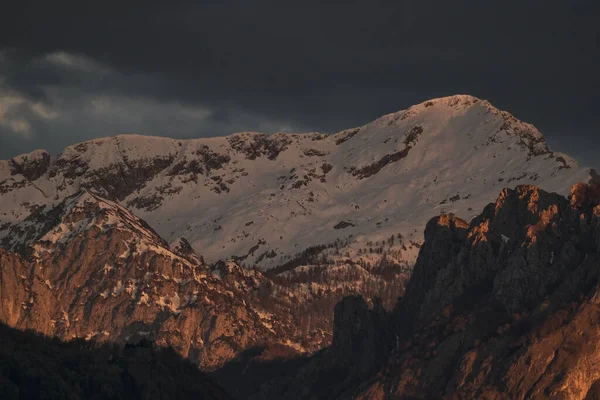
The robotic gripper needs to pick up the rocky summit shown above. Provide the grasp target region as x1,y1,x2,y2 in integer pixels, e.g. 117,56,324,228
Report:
249,182,600,399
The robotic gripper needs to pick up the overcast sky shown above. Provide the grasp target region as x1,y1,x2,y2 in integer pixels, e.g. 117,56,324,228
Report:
1,1,598,168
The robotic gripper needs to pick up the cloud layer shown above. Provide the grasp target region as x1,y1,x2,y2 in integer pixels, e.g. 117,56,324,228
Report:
0,50,302,157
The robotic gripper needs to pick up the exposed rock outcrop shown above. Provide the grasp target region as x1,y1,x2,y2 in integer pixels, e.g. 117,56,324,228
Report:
9,149,51,182
0,190,324,371
331,296,392,373
247,182,600,399
256,295,394,400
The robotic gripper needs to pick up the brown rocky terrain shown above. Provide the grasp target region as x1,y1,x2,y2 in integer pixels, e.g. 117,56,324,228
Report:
0,186,412,379
0,190,327,371
235,182,600,399
2,174,600,399
3,171,600,399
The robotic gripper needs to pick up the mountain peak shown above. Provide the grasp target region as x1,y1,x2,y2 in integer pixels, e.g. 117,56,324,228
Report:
420,94,482,105
10,148,51,162
0,98,592,269
402,94,552,156
0,189,192,265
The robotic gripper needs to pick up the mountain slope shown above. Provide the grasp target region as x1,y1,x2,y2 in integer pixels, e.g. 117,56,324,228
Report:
0,191,334,370
0,95,592,271
0,94,596,389
251,182,600,399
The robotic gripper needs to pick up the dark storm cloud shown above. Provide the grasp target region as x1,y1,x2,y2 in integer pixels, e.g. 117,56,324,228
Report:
0,50,303,156
0,0,598,167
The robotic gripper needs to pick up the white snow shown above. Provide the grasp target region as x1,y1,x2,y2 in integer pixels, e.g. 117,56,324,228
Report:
85,330,110,341
111,281,124,297
157,292,181,314
0,95,592,270
138,292,150,305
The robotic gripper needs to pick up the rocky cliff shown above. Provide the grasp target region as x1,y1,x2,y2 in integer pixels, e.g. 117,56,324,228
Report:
245,182,600,399
0,190,329,370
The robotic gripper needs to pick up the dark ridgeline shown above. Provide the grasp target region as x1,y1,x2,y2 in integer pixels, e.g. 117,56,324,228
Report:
0,322,231,400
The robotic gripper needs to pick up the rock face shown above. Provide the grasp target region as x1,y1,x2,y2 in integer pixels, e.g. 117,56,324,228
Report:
0,187,411,375
374,183,600,400
247,182,600,399
255,295,395,400
331,296,392,373
8,149,51,182
0,190,330,371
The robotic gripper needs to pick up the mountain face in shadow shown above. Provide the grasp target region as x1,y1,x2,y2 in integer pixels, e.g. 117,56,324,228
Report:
0,322,231,400
214,182,600,399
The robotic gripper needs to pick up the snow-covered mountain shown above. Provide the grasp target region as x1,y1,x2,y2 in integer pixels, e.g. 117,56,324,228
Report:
0,94,596,378
0,95,592,271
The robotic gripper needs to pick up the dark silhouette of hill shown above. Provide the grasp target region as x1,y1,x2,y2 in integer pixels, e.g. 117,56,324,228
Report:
0,322,231,400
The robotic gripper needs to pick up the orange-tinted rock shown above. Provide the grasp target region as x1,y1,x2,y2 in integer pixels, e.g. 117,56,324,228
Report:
259,184,600,399
570,182,600,209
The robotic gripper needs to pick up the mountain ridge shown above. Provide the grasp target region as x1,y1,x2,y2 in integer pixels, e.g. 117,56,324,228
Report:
242,182,600,399
0,94,591,272
0,93,553,158
0,94,595,377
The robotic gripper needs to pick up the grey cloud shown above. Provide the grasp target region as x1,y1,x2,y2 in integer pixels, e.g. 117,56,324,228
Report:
0,1,598,167
0,51,303,158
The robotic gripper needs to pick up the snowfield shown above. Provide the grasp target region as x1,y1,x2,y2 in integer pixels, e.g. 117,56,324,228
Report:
0,95,592,269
